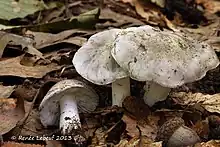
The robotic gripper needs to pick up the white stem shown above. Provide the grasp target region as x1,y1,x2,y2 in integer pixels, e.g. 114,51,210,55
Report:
112,77,130,107
143,82,171,106
60,95,81,135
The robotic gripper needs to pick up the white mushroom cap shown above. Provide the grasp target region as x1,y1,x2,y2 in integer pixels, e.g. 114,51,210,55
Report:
39,79,99,127
111,26,220,88
72,29,128,85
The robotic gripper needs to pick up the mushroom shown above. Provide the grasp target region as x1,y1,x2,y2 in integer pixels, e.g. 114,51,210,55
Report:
39,79,99,137
72,29,130,107
111,25,220,106
156,117,200,147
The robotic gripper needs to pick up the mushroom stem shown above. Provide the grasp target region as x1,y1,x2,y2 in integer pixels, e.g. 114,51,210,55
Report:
60,95,81,135
143,82,171,106
112,77,130,107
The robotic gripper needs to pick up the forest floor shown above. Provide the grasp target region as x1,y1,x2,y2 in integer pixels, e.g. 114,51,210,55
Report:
0,0,220,146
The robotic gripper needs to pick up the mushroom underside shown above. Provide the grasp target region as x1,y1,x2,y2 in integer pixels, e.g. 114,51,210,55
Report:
39,88,98,131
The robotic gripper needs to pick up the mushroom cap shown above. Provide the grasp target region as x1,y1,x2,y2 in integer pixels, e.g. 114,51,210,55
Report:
111,26,220,88
39,79,99,127
72,29,128,85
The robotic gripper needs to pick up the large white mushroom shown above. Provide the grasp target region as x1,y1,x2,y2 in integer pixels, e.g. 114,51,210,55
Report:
39,79,99,140
111,25,220,106
72,29,129,107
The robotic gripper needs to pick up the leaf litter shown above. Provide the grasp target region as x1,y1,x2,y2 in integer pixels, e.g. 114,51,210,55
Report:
0,55,62,78
0,0,220,146
0,85,16,98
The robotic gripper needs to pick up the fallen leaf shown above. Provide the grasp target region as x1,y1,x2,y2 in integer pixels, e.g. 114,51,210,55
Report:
0,98,17,111
116,136,162,147
179,21,220,52
122,96,159,139
170,92,220,114
99,8,144,29
155,109,184,121
196,0,220,14
122,114,138,137
13,84,37,101
2,141,44,147
122,114,158,140
0,0,48,20
41,1,76,23
19,109,43,137
0,24,19,30
62,37,87,47
26,30,90,49
120,0,176,30
123,96,150,120
0,31,43,58
192,120,209,140
0,56,62,78
150,0,165,8
0,97,25,135
1,8,100,33
89,128,106,147
0,85,16,98
46,140,63,147
195,140,220,147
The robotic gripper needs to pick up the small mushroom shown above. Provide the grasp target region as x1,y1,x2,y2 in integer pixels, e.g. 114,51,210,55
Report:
72,29,130,106
156,117,200,147
111,25,220,106
39,79,99,137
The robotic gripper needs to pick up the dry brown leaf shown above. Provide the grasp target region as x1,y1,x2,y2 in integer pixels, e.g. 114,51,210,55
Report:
89,128,106,147
122,96,158,139
99,8,144,28
122,114,158,140
13,84,37,101
0,98,17,110
121,0,135,6
45,140,63,147
196,0,220,14
0,85,16,98
195,140,220,147
19,109,43,137
120,0,176,30
192,120,209,140
122,114,138,137
0,56,61,78
179,21,220,52
123,96,150,120
116,136,162,147
170,92,220,114
150,0,165,8
155,109,184,121
0,31,43,58
2,141,44,147
62,36,87,47
26,29,90,49
0,97,25,135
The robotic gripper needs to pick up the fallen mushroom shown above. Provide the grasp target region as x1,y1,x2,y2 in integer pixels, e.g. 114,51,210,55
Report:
72,29,129,107
39,79,99,140
111,25,220,106
156,117,200,147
